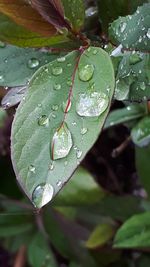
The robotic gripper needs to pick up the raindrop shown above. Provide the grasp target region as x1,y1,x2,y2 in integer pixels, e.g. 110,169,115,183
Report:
76,91,109,117
52,66,63,76
57,56,66,62
38,115,49,126
140,82,146,90
79,64,94,82
76,149,82,159
81,127,88,135
120,22,127,33
56,180,62,187
146,28,150,39
0,74,4,82
32,183,54,208
28,58,39,69
51,123,73,160
29,165,36,173
49,161,54,171
67,79,72,86
53,83,61,90
93,49,98,55
52,105,59,111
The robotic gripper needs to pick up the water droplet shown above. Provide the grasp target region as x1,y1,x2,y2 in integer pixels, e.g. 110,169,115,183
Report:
72,121,77,126
57,56,66,62
0,41,6,48
120,22,127,33
67,79,72,86
49,161,54,171
81,127,88,135
79,64,94,82
0,74,4,82
63,100,72,113
28,58,39,69
56,180,62,187
52,105,59,111
146,28,150,39
38,115,49,126
129,53,142,65
76,149,82,159
93,49,98,55
67,63,72,67
29,165,36,173
51,123,73,160
53,83,61,90
52,66,63,76
32,183,54,208
76,91,109,117
140,82,146,90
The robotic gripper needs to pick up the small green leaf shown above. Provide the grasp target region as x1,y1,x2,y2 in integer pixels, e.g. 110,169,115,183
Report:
131,116,150,147
53,167,105,207
28,233,57,267
86,224,115,249
114,212,150,248
136,145,150,197
11,46,115,208
105,104,146,129
109,3,150,50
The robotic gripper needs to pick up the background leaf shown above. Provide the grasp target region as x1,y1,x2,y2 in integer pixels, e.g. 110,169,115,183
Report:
131,116,150,147
114,212,150,248
11,46,115,208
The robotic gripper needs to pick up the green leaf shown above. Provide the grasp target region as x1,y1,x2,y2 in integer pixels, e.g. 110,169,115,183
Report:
104,104,146,129
0,107,7,127
109,3,150,50
136,145,150,197
86,224,115,249
53,167,105,207
114,212,150,248
11,46,115,208
131,116,150,147
0,44,60,87
114,52,150,102
0,13,76,48
61,0,85,31
0,213,33,237
28,233,57,267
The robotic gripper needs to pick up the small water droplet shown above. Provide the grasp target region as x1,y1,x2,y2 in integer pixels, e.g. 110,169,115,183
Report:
28,58,39,69
52,105,59,111
29,165,36,173
76,149,82,159
81,127,88,135
32,183,54,208
146,28,150,39
51,123,73,160
67,79,72,86
72,121,77,126
93,49,98,55
120,22,127,33
53,83,61,90
57,56,66,62
67,63,72,67
38,115,49,126
0,74,4,82
76,91,109,117
79,64,94,82
56,180,62,187
52,66,63,76
49,161,54,171
140,82,146,90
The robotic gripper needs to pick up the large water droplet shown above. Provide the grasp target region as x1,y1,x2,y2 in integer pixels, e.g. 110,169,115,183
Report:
52,66,63,76
38,115,49,126
51,123,73,160
76,92,109,117
28,58,39,69
32,183,54,208
79,64,94,82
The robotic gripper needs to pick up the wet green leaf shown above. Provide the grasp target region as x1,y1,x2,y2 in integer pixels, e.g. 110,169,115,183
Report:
11,46,115,208
131,116,150,147
0,107,7,127
109,3,150,50
114,212,150,248
105,104,146,129
0,45,61,87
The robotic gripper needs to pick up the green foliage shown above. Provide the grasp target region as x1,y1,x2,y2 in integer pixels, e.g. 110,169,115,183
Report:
0,0,150,266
